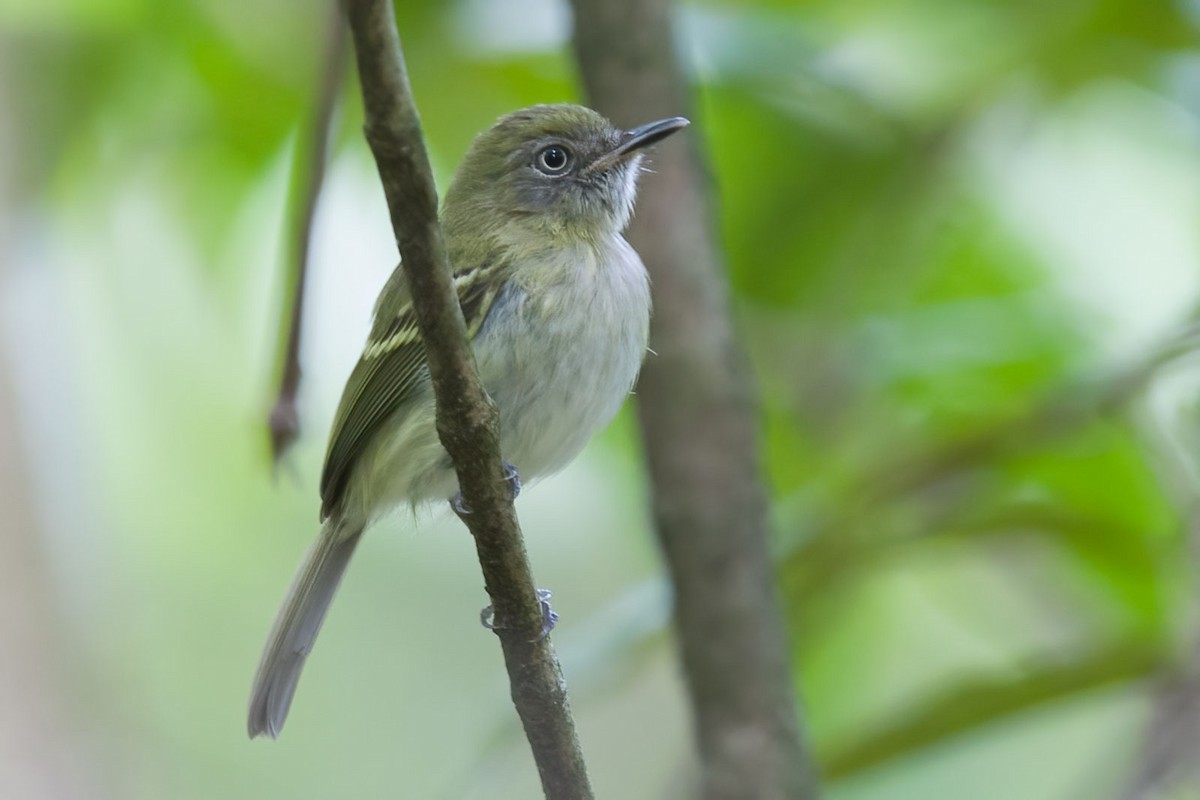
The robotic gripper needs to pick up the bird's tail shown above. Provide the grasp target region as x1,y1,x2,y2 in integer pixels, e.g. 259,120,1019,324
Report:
248,517,364,739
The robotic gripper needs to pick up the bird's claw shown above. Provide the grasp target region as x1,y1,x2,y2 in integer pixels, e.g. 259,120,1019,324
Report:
503,461,522,500
451,461,522,516
480,589,558,641
534,589,558,640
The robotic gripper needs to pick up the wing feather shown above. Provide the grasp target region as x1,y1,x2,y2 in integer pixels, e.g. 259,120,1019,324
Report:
318,263,505,519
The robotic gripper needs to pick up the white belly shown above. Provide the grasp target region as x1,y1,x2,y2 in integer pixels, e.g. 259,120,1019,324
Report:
474,237,651,481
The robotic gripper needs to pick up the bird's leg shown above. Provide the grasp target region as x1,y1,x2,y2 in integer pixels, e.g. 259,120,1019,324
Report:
450,461,521,516
480,589,558,640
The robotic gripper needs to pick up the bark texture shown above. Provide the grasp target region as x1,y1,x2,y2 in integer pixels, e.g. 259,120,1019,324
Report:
344,2,593,796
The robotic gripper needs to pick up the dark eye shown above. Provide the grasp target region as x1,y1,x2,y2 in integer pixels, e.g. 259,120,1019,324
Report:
536,145,572,175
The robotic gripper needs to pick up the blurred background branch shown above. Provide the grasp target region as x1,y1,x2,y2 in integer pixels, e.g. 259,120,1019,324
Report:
823,639,1163,778
1118,342,1200,800
267,1,346,463
569,0,822,797
1118,635,1200,800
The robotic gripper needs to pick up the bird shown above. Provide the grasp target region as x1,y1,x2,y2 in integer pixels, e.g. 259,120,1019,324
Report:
248,103,688,739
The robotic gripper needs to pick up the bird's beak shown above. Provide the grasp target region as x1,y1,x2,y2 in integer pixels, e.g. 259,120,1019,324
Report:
586,116,690,174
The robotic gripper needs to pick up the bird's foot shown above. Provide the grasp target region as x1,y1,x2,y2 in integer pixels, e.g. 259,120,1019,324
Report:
535,589,559,639
450,461,522,516
480,589,558,641
503,461,522,500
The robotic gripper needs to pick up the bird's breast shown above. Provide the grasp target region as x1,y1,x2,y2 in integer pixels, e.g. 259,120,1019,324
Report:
473,237,651,480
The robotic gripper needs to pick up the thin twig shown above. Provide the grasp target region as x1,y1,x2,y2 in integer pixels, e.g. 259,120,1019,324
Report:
569,0,823,797
341,2,593,797
268,1,347,463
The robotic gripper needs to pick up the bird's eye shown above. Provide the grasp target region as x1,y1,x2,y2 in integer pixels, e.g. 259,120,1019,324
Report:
536,145,572,175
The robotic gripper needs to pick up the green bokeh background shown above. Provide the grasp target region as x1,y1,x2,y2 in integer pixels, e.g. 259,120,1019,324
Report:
1,0,1198,798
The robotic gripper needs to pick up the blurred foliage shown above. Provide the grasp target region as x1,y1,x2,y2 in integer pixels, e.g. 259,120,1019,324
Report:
1,0,1199,798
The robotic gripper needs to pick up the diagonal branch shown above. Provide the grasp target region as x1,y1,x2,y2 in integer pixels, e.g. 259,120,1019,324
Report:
822,640,1165,779
569,0,823,797
268,1,347,463
341,2,593,797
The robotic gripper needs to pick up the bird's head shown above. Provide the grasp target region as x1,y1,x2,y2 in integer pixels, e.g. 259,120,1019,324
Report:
442,104,688,256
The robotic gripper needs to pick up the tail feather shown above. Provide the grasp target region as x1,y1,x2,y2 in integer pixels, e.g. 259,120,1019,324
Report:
248,519,364,739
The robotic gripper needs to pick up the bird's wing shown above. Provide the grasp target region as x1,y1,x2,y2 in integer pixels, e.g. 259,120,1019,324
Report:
318,262,506,519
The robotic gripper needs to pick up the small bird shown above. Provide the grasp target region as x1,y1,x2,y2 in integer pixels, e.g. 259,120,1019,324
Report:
248,104,688,738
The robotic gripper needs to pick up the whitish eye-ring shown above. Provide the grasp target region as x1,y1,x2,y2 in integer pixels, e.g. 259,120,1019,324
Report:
535,145,572,175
